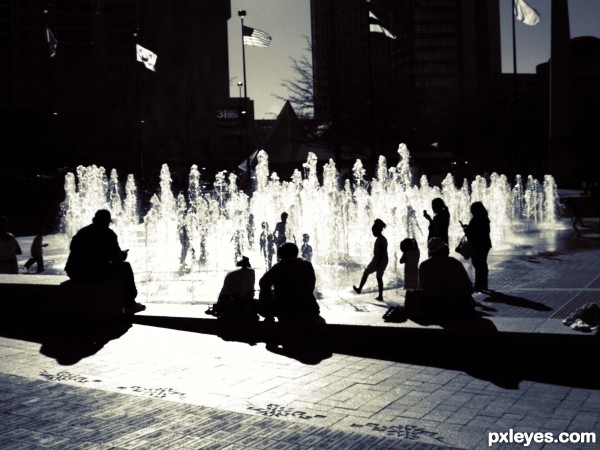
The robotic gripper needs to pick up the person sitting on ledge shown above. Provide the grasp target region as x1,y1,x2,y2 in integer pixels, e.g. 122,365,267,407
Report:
208,256,257,320
0,215,22,274
258,242,320,322
405,237,475,324
65,209,145,314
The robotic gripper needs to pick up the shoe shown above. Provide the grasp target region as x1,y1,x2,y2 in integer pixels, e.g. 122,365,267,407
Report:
123,302,146,314
353,285,361,294
375,296,384,301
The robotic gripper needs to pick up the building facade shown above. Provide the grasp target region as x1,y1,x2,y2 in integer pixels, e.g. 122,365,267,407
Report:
310,0,502,176
4,0,250,181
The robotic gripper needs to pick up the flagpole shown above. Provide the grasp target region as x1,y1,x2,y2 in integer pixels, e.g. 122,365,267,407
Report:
133,27,144,180
239,10,248,98
367,6,375,161
43,6,55,116
511,0,519,123
238,10,253,188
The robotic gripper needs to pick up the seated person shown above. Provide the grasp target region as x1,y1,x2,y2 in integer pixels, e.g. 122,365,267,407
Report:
406,237,475,324
258,242,320,321
65,209,145,314
210,256,257,319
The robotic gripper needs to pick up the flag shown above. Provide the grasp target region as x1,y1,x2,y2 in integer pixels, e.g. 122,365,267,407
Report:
242,25,271,47
136,44,157,72
369,11,396,39
514,0,540,26
45,25,58,58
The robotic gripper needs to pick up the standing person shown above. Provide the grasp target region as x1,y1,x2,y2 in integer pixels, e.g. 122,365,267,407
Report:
423,197,450,244
259,222,275,269
462,201,492,292
64,209,146,314
258,242,320,321
301,233,313,262
273,212,290,248
0,215,22,274
24,228,49,273
399,237,420,289
353,218,389,301
406,205,423,240
178,219,190,268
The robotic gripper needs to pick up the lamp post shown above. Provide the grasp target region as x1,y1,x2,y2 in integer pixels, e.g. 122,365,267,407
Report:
237,81,243,98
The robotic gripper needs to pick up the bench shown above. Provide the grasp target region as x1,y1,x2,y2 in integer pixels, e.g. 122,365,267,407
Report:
0,274,124,326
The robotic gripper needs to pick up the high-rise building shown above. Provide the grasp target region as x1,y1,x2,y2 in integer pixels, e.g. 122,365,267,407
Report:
4,0,250,180
311,0,501,174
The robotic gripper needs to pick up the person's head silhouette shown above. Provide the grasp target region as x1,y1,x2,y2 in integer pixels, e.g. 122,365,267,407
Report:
237,256,251,268
92,209,112,227
431,198,447,214
277,242,298,259
372,218,386,236
427,237,449,257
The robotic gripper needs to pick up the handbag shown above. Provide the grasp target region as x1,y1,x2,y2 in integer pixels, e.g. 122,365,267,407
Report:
455,235,474,260
383,305,407,323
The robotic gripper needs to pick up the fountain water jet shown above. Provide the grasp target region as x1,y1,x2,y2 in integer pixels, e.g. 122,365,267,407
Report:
58,144,563,303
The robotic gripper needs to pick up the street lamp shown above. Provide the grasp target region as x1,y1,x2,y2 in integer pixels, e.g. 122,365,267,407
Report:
237,81,243,98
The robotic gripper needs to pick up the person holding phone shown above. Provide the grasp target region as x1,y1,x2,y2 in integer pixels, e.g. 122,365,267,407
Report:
65,209,145,314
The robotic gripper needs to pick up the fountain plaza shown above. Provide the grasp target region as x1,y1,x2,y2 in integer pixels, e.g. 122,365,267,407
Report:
15,143,573,309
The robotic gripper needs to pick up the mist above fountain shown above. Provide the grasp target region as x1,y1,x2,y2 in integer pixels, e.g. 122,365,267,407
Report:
59,144,561,302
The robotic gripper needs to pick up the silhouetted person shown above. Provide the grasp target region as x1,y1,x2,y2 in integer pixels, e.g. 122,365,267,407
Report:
259,222,275,269
258,242,319,321
407,237,474,323
231,228,244,265
247,214,256,250
301,233,313,262
178,220,190,267
273,212,289,248
406,205,423,239
0,215,22,274
353,218,388,301
24,228,48,273
210,256,256,320
462,201,492,292
399,237,420,289
65,209,145,314
424,197,450,244
563,197,584,237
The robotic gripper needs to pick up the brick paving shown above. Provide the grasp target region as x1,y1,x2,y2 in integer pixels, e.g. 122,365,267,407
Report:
0,222,599,449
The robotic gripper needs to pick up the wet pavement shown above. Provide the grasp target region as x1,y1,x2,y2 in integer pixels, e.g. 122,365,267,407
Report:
1,217,600,449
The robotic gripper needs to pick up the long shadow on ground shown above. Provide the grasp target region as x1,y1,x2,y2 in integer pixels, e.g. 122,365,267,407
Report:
481,290,553,312
130,314,599,391
0,316,132,365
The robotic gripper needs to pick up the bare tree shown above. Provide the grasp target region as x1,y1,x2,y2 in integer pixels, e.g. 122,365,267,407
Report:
274,36,314,119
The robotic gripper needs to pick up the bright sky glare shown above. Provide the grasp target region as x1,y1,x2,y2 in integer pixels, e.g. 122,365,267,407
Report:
228,0,600,119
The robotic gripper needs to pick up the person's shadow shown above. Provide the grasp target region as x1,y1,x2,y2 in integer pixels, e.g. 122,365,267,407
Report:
482,290,552,312
217,315,333,365
39,320,132,365
0,314,132,365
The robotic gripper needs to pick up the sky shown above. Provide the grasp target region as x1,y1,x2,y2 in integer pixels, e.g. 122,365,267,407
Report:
228,0,600,120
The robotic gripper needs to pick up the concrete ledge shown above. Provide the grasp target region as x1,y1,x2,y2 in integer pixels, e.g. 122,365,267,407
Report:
132,313,598,345
0,274,124,325
130,313,599,388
